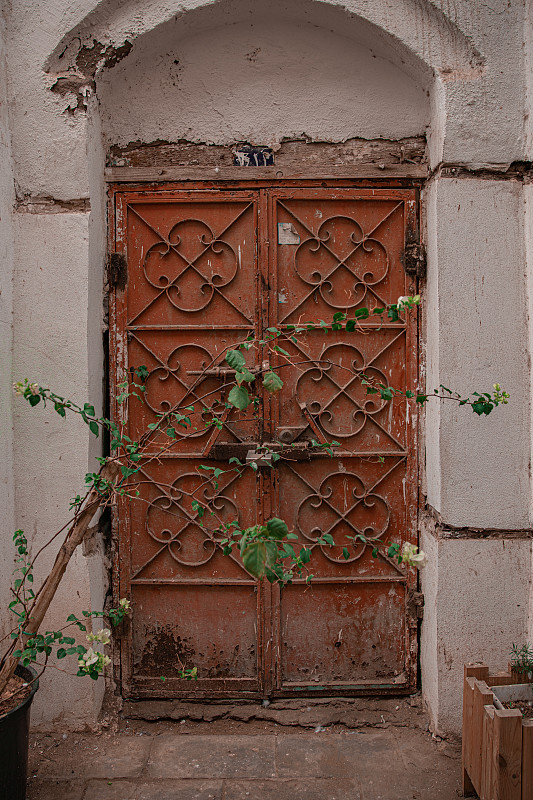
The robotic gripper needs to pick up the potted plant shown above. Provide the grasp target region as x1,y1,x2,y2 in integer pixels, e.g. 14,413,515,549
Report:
1,295,507,797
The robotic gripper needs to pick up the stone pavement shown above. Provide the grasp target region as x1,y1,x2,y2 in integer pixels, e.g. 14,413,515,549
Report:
27,723,462,800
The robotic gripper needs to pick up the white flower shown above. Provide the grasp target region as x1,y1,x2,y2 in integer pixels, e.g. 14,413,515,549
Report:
12,382,24,396
401,542,427,569
397,295,421,309
78,648,111,674
118,598,131,611
29,383,39,395
87,628,111,645
79,647,99,668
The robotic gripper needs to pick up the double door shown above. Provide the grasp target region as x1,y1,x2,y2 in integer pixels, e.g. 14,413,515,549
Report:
110,185,419,698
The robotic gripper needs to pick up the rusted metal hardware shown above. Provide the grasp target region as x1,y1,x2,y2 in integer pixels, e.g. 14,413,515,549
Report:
246,450,273,467
110,185,419,699
403,242,426,278
208,443,252,461
407,590,425,620
107,252,127,289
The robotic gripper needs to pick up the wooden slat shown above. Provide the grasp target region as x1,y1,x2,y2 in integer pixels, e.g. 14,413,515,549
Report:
466,663,491,683
104,164,429,183
493,708,522,800
521,721,533,800
472,680,496,792
463,675,477,796
483,705,496,800
491,673,520,687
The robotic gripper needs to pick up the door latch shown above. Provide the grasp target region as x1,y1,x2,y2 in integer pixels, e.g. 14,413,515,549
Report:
246,450,272,467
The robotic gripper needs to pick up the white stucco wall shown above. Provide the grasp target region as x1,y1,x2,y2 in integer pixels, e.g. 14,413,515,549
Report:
1,0,531,735
0,4,15,643
98,15,429,148
425,177,530,530
421,528,532,736
12,211,105,726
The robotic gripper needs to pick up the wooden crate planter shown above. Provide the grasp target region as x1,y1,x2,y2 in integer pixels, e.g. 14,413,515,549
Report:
462,663,533,799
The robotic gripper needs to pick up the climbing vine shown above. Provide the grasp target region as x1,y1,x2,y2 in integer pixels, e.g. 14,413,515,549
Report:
2,294,509,698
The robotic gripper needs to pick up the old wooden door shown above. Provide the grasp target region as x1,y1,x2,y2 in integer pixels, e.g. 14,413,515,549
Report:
110,185,419,699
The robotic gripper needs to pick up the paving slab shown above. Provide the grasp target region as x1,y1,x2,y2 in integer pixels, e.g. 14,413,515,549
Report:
26,779,85,800
276,732,396,778
27,721,461,800
29,734,150,779
83,779,223,799
147,734,277,779
222,778,362,799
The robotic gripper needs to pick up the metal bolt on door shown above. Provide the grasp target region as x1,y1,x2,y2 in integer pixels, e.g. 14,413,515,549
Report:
110,185,420,698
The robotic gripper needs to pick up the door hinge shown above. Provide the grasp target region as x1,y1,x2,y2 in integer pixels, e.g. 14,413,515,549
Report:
407,590,424,620
107,252,128,290
403,242,426,279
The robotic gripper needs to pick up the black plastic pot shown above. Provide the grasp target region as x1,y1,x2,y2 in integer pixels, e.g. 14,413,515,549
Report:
0,665,39,800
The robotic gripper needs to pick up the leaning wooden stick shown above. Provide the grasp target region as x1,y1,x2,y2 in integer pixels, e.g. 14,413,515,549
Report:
0,460,121,696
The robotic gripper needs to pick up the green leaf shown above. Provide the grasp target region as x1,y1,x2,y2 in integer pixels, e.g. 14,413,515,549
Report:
89,420,99,437
266,518,289,540
263,371,283,394
299,547,311,564
387,307,399,322
265,541,278,568
273,345,290,357
28,394,41,407
225,349,246,371
342,547,350,560
228,385,250,410
346,320,357,332
242,541,267,578
236,368,255,385
57,648,67,659
120,465,138,479
84,404,96,416
416,394,428,404
283,542,296,559
320,533,335,546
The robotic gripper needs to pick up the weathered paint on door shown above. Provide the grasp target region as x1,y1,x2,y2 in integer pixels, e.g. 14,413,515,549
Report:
110,185,419,699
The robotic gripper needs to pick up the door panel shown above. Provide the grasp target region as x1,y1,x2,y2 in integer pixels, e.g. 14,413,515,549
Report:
267,190,418,692
110,185,419,698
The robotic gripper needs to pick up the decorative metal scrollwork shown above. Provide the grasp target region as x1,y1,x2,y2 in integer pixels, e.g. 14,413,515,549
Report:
295,343,389,439
143,219,239,313
294,215,389,309
296,471,390,563
140,473,239,571
141,343,225,424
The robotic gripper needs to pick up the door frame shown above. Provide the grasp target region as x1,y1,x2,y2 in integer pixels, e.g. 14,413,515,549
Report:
107,177,424,698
